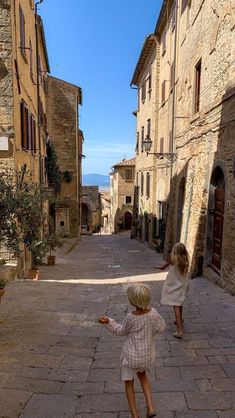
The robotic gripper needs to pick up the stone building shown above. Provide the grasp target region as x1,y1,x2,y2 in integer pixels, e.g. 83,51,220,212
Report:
100,190,111,233
46,76,83,237
0,0,49,267
110,158,135,234
81,186,101,233
131,0,235,291
130,35,160,246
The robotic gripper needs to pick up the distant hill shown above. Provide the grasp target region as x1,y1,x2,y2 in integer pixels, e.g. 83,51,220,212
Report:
82,173,110,187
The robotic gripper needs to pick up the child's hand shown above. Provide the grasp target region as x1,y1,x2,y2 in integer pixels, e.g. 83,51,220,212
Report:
98,316,109,324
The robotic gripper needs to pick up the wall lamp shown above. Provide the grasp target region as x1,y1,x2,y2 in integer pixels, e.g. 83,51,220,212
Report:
142,136,177,163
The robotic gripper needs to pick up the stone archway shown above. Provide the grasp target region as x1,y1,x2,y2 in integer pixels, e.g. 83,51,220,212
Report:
124,212,132,230
81,203,90,225
206,166,225,272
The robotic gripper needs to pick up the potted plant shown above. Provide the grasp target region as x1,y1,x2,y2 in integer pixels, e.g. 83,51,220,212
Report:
0,278,6,301
0,170,52,280
46,234,63,266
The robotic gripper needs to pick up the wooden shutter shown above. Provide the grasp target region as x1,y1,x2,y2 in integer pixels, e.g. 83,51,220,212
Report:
160,137,164,154
141,126,144,152
147,119,151,137
28,113,32,151
19,5,25,49
20,101,28,149
146,173,150,198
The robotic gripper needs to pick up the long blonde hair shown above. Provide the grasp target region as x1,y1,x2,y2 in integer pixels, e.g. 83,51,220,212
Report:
171,243,189,276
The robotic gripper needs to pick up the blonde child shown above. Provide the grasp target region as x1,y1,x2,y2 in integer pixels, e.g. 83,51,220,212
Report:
160,243,189,338
99,284,165,418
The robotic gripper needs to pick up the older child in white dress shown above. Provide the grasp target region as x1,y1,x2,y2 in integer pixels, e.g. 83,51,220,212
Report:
99,284,165,418
160,243,189,338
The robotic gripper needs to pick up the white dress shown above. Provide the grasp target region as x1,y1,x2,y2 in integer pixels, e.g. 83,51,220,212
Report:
161,265,189,306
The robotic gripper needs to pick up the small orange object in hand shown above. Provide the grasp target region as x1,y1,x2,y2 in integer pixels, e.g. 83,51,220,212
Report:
98,316,109,324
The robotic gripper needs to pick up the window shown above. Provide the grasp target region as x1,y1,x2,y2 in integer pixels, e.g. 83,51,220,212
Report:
141,172,144,196
20,100,28,149
125,169,133,181
147,119,151,138
141,80,146,101
187,0,192,27
146,173,150,198
162,31,166,55
148,67,152,92
169,130,173,153
161,80,166,104
171,3,176,31
141,126,144,152
125,196,132,205
159,137,164,154
136,132,139,155
29,39,33,79
20,100,36,152
194,59,201,113
19,5,26,52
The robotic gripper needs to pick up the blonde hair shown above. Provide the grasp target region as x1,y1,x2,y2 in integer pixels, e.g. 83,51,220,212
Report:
171,243,189,276
127,284,151,309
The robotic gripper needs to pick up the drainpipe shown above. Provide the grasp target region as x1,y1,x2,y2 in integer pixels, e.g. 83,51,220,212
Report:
171,0,179,179
35,0,44,185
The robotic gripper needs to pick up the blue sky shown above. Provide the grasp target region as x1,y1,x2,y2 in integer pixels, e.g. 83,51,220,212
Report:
40,1,161,175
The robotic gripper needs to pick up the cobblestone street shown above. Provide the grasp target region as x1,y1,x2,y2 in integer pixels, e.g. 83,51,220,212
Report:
0,233,235,418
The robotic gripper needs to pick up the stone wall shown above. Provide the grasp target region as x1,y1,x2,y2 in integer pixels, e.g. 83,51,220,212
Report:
47,76,82,237
0,0,14,173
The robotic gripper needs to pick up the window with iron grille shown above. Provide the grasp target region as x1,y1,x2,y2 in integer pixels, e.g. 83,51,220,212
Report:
194,59,201,113
125,169,133,181
146,173,150,198
141,172,144,196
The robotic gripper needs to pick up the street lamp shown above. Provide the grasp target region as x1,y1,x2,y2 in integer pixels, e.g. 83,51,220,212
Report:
142,136,177,162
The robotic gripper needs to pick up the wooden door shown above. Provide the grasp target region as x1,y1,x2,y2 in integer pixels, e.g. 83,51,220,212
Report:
124,212,132,230
211,188,224,270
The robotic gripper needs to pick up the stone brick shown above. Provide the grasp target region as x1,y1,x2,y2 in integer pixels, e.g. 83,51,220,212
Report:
20,394,78,418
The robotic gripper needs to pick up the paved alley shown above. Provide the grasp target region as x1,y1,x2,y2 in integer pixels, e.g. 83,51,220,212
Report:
0,233,235,418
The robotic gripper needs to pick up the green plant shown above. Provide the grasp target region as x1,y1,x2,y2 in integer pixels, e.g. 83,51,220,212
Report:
46,140,61,193
46,234,63,256
0,169,52,269
63,170,73,183
0,278,6,289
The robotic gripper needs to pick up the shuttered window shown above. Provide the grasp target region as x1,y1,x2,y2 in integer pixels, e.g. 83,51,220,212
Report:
141,172,144,196
136,132,139,155
146,173,150,198
19,5,26,53
20,100,36,152
147,119,151,138
159,137,164,154
141,126,144,152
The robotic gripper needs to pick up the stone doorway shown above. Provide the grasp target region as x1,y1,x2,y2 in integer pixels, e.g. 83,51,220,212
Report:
207,166,225,272
81,203,90,225
124,212,132,230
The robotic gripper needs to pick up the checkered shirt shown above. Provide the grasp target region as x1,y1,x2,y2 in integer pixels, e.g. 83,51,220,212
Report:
106,308,166,369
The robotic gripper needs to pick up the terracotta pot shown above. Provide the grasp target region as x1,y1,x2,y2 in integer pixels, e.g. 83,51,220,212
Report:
47,255,56,266
0,288,6,301
27,269,39,280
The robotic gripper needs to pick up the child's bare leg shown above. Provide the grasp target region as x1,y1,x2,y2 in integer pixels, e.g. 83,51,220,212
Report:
173,306,183,335
180,306,183,323
125,380,139,418
137,371,155,414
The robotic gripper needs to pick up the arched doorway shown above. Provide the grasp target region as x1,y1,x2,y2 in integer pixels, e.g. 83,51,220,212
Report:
81,203,90,225
124,212,132,230
207,166,225,272
176,177,186,242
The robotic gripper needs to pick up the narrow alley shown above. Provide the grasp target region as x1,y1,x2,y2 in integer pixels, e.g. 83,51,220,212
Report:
0,233,235,418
